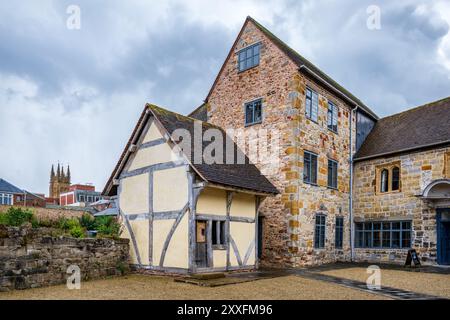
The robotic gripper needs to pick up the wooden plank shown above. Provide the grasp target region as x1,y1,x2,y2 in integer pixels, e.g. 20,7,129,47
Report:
159,203,189,267
207,220,213,268
148,170,153,266
226,191,234,270
229,235,242,266
196,214,226,221
229,216,255,223
243,239,255,266
153,211,180,220
120,161,185,179
140,138,166,150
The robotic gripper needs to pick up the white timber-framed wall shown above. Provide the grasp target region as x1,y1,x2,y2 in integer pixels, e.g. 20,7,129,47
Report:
115,112,264,274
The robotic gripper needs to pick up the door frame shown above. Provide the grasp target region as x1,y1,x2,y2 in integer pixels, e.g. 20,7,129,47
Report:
436,208,450,265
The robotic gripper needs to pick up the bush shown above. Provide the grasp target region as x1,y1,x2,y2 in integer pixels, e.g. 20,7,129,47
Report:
95,216,121,239
58,217,81,231
0,207,34,226
79,214,96,230
69,225,85,238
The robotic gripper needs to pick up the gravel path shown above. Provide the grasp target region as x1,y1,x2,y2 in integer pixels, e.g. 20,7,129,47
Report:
319,267,450,299
0,274,387,300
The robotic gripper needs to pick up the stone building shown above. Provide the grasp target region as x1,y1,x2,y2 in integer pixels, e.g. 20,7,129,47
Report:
189,16,449,266
352,99,450,265
49,163,71,199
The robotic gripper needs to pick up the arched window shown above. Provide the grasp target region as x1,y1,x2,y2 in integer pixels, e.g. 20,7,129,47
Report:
381,169,389,193
392,167,400,191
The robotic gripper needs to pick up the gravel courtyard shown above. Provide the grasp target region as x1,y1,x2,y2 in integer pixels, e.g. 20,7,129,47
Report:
0,274,386,300
318,266,450,299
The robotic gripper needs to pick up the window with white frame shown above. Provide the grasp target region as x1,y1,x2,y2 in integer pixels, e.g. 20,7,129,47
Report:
0,193,13,205
305,88,319,122
327,101,338,133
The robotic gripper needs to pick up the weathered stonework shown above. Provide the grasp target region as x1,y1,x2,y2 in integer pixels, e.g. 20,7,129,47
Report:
353,146,450,264
0,225,130,291
207,20,357,267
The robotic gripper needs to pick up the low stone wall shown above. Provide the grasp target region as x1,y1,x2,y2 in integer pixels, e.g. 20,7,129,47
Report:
0,205,86,221
0,225,130,291
353,248,435,266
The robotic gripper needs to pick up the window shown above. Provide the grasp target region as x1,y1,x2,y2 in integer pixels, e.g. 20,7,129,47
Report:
0,193,13,205
335,217,344,249
314,214,326,249
445,152,450,178
355,221,411,248
238,43,260,72
328,159,338,189
245,99,263,125
377,162,401,193
392,167,400,191
380,169,389,193
327,101,338,132
305,88,319,122
304,151,318,185
78,194,85,202
212,220,226,246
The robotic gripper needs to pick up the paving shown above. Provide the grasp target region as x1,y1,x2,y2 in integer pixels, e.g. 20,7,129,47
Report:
177,263,448,300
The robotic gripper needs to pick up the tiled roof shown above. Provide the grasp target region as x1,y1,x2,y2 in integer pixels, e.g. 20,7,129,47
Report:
103,104,279,196
355,97,450,160
188,103,208,121
0,178,24,194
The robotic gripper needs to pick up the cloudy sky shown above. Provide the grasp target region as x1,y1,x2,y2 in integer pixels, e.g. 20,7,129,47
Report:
0,0,449,195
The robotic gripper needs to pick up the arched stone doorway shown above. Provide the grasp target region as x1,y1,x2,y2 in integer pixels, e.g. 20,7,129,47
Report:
422,179,450,265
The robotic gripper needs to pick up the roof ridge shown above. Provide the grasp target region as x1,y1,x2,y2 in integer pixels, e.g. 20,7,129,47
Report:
379,96,450,121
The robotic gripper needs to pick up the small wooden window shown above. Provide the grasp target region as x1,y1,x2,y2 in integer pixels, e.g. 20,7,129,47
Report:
314,214,326,249
304,151,318,185
376,161,401,194
245,99,263,126
238,43,260,72
305,88,319,122
392,166,400,191
212,220,226,246
380,169,389,193
327,101,338,133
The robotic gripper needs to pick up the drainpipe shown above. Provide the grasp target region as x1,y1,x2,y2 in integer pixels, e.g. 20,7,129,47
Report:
349,105,358,262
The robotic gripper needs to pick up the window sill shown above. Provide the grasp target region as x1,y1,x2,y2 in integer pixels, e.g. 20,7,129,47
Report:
376,190,401,195
244,121,262,127
212,245,227,250
327,128,338,135
327,186,339,191
303,181,319,187
238,64,259,74
354,247,411,250
305,117,318,124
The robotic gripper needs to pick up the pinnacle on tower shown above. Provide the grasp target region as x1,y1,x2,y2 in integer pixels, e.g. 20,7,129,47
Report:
57,163,61,178
50,164,55,181
66,165,71,183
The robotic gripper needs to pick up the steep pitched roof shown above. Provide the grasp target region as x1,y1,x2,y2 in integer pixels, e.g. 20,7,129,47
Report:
188,102,208,121
0,178,24,194
354,97,450,160
204,16,378,120
103,104,278,196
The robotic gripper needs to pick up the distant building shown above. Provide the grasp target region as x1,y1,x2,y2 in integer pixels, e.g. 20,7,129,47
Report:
49,163,71,199
0,178,46,207
60,184,104,207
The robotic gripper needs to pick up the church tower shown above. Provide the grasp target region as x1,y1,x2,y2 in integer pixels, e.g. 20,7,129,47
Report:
49,163,71,198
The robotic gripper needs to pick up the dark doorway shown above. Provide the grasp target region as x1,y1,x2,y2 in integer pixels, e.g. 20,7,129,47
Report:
195,220,208,268
437,209,450,265
257,216,264,260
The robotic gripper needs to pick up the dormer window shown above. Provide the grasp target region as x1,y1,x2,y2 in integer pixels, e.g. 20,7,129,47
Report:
238,43,260,72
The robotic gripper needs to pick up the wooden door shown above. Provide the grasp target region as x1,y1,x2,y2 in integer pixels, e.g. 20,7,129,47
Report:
195,220,208,268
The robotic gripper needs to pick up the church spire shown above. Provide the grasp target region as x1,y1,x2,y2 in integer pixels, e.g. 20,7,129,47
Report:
57,163,61,179
66,165,71,183
50,165,55,181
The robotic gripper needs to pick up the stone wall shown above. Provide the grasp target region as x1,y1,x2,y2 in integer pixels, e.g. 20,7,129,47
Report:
207,19,357,267
0,225,129,291
353,146,450,264
0,205,85,221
